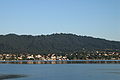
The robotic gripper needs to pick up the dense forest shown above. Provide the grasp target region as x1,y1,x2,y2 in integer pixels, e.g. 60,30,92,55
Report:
0,33,120,54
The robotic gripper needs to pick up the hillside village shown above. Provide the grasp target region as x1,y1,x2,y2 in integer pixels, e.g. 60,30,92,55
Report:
0,53,69,61
0,50,120,61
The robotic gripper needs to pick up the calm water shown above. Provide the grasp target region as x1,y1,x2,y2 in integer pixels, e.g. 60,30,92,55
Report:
0,63,120,80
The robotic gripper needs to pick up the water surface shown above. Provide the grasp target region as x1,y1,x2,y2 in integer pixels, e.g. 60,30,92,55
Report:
0,64,120,80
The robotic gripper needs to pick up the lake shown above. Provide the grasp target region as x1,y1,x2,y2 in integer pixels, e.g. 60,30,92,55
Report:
0,61,120,80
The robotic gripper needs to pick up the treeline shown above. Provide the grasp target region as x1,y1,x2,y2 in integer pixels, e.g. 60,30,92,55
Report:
0,33,120,54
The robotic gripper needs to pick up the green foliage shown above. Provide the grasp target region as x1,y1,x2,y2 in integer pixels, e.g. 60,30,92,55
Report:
0,33,120,54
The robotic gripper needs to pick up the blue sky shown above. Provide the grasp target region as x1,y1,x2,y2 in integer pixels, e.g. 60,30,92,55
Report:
0,0,120,41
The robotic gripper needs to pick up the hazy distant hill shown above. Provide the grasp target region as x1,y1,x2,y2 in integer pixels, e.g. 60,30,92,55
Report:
0,33,120,54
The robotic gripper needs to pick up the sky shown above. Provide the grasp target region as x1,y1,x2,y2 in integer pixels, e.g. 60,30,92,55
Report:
0,0,120,41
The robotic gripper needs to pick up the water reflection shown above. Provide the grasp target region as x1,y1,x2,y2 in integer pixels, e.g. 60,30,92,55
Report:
1,60,120,64
0,74,27,80
107,72,120,74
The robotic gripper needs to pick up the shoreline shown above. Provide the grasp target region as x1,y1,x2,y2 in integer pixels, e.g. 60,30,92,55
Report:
1,60,120,64
1,59,120,62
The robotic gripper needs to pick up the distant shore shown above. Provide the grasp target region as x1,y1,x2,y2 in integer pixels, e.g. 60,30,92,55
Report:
1,59,120,61
1,60,120,64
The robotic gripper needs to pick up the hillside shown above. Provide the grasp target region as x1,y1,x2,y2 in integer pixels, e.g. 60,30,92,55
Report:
0,33,120,54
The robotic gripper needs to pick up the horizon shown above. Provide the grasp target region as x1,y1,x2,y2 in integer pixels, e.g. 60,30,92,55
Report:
0,32,120,42
0,0,120,41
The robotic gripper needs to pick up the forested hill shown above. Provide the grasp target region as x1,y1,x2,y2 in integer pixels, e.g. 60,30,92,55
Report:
0,33,120,54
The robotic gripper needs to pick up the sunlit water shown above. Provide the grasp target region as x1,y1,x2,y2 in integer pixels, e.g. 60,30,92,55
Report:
0,62,120,80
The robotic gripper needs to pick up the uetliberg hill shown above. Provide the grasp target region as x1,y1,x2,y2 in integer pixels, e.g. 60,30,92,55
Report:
0,33,120,54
